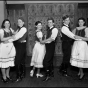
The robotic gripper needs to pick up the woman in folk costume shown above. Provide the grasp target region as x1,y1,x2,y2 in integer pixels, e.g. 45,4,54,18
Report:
0,19,16,83
30,21,46,78
70,17,88,80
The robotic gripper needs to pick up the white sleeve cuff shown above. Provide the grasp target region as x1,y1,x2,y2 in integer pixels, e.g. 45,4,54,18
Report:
8,39,14,42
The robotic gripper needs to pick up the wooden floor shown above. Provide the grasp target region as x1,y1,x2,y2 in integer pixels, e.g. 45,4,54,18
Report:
0,66,88,87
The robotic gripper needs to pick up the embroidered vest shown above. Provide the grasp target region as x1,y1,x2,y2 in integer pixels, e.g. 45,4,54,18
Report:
4,28,13,37
75,28,85,37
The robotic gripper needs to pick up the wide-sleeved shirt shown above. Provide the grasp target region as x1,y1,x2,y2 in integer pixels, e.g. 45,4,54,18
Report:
46,26,58,43
14,27,27,41
9,27,27,42
61,24,75,39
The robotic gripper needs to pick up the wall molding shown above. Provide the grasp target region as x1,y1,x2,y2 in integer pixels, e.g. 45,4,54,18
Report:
7,1,88,4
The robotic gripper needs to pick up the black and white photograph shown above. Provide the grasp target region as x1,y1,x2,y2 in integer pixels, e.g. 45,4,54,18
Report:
0,0,88,87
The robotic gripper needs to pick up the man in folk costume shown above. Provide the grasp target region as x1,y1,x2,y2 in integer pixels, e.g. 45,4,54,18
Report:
59,15,85,77
59,15,74,77
41,17,58,81
8,17,27,82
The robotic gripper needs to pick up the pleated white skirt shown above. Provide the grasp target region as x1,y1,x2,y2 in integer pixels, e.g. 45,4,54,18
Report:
30,41,46,68
70,40,88,68
0,42,16,68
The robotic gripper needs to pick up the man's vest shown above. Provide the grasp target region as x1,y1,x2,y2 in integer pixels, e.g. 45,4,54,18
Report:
16,26,27,43
61,25,72,42
46,26,57,42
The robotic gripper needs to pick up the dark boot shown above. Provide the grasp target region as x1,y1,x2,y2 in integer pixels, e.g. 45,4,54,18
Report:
20,64,26,79
59,63,68,77
42,70,51,82
59,63,65,73
50,64,54,77
15,65,22,82
15,73,22,82
50,70,54,77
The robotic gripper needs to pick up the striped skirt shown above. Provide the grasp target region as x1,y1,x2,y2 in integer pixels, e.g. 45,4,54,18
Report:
0,42,16,68
70,40,88,68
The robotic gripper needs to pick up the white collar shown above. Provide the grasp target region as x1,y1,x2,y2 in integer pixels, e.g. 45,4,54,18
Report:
64,24,69,27
50,26,54,29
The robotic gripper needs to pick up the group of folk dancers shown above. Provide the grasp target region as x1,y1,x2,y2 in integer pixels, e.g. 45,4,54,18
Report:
0,15,88,84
